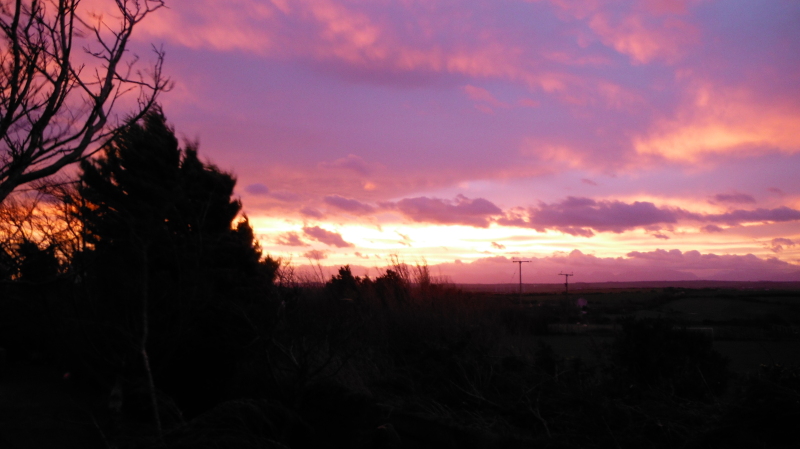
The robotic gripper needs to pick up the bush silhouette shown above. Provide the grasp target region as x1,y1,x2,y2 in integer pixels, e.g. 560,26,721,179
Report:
613,317,729,400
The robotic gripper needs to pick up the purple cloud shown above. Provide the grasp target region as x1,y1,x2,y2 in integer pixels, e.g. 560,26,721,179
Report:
711,193,756,204
323,194,375,215
302,226,354,248
300,207,324,219
499,197,679,235
704,207,800,225
244,183,269,195
497,197,800,236
581,178,598,186
768,238,796,253
321,154,371,175
390,194,502,228
269,190,301,202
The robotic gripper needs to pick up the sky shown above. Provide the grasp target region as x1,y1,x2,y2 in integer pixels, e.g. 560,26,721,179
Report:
103,0,800,283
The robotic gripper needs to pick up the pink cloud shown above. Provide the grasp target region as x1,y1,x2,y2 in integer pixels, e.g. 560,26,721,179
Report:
491,241,506,250
302,249,329,260
432,249,800,283
388,194,502,228
302,226,354,248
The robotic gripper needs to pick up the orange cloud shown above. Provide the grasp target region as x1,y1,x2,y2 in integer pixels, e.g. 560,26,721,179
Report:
635,85,800,161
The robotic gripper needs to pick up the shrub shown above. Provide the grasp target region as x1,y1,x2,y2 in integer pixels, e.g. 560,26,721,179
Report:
613,317,730,400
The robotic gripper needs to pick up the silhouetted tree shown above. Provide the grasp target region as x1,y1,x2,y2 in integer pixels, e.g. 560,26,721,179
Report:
325,265,365,301
76,107,276,417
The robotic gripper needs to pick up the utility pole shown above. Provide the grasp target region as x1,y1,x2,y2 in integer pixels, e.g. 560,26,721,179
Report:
558,272,574,295
512,260,531,297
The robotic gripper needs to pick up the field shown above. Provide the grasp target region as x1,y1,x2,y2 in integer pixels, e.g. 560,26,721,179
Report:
2,280,800,448
496,284,800,373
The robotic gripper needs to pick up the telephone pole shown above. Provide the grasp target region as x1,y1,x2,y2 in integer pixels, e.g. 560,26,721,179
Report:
558,272,574,295
512,260,531,297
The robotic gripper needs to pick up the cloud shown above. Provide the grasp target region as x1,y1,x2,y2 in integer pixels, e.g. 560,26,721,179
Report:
463,85,508,112
634,85,800,161
244,183,270,195
389,194,502,228
323,194,375,215
768,238,796,253
491,241,506,250
496,197,800,236
535,0,700,64
703,207,800,226
711,193,756,205
269,190,301,202
275,231,309,247
300,207,324,219
320,154,371,175
768,187,785,196
581,178,597,186
498,196,678,235
302,225,354,248
137,0,621,101
587,7,699,64
302,249,328,260
700,224,724,233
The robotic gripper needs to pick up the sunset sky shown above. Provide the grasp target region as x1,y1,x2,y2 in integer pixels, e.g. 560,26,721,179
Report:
117,0,800,283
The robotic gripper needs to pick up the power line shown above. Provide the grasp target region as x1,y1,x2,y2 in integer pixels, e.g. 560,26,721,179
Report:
512,259,531,297
558,272,574,295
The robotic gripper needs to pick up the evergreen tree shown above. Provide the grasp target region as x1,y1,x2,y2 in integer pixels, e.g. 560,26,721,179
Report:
76,107,276,415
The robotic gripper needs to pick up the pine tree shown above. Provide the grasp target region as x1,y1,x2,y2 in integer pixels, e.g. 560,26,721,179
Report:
76,107,276,415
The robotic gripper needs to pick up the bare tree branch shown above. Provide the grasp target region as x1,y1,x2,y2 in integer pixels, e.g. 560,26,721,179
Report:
0,0,170,203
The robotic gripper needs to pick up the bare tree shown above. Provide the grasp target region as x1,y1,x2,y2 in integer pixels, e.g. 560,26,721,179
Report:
0,0,169,204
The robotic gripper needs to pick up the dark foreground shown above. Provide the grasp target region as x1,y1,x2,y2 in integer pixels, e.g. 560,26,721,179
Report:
2,281,799,449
